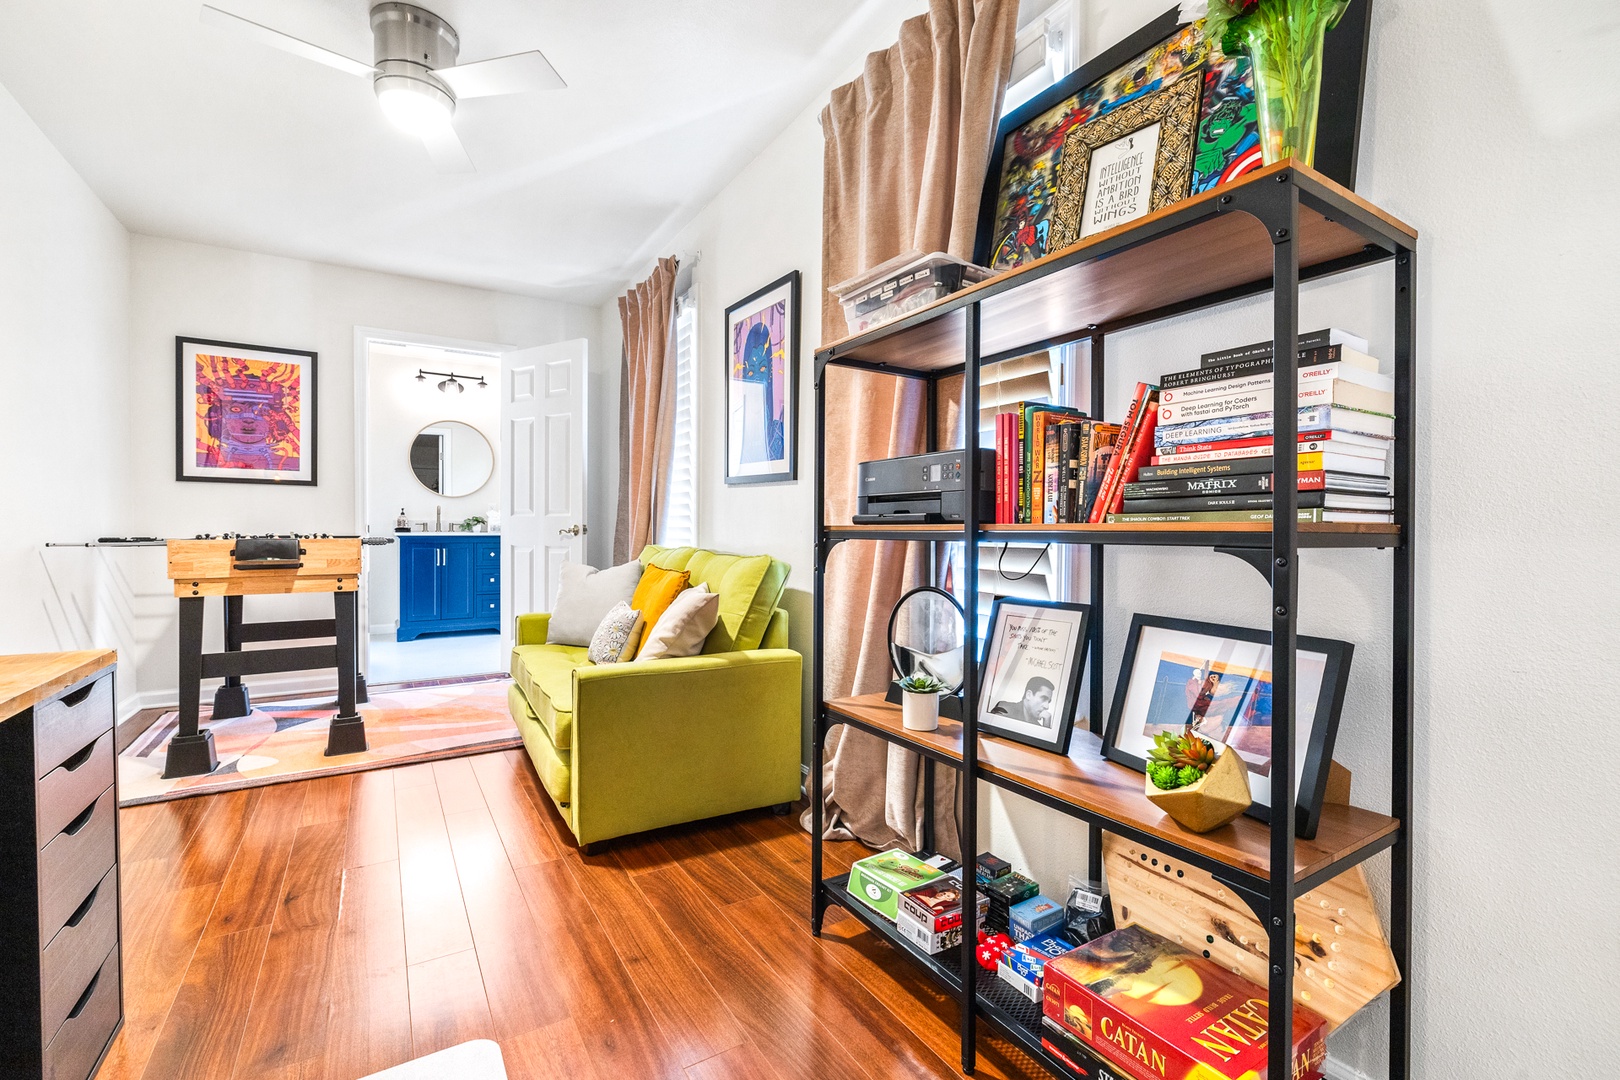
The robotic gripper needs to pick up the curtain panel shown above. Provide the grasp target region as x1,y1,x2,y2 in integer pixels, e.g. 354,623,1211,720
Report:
615,255,679,561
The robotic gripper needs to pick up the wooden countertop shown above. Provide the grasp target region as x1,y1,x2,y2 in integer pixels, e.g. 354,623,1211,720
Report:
0,650,117,718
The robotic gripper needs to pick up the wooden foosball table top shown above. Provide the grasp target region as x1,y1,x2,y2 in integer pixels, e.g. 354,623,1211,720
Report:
166,537,363,597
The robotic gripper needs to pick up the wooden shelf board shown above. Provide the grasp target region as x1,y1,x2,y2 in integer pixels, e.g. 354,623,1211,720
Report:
825,693,1398,885
818,160,1415,372
826,522,1400,548
0,650,117,717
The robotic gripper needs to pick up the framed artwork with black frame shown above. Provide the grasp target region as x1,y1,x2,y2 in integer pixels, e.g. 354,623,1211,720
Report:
1102,613,1353,837
977,597,1092,754
972,1,1372,272
723,271,800,485
176,336,317,486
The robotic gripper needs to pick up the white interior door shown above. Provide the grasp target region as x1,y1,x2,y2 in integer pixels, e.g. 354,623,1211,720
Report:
500,338,589,652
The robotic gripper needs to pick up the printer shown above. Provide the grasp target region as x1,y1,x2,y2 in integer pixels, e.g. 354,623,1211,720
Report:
854,449,994,524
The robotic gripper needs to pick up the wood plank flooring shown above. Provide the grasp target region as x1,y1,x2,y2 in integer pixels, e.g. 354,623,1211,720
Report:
105,750,1047,1080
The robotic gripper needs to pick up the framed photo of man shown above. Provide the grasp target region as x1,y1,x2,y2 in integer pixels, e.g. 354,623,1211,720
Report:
976,598,1092,754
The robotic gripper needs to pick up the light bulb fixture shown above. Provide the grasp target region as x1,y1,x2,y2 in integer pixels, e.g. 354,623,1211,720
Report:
416,368,489,394
376,79,455,137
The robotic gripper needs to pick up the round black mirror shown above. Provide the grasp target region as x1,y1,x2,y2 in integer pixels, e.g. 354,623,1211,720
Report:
887,586,966,694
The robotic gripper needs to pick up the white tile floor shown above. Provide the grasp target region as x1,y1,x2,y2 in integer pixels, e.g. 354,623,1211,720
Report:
366,631,505,686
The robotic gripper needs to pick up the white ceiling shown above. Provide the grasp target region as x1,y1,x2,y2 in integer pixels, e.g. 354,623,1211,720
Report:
0,0,900,305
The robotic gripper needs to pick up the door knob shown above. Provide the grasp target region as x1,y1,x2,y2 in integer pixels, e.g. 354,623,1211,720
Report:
558,524,585,537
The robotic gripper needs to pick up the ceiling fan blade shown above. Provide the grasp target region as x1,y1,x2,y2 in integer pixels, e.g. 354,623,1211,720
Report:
434,51,566,98
200,5,375,79
421,124,476,173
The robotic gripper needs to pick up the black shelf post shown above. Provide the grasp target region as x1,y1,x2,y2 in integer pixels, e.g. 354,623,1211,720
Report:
959,302,983,1074
810,359,828,936
1087,329,1105,885
1389,244,1417,1080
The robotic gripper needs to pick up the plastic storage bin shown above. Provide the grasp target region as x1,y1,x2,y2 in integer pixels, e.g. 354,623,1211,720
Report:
830,250,994,335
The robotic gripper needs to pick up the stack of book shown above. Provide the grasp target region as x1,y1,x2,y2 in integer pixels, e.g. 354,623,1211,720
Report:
992,403,1120,523
1106,329,1395,525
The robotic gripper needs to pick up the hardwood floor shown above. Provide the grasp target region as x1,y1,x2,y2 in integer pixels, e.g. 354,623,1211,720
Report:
104,750,1047,1080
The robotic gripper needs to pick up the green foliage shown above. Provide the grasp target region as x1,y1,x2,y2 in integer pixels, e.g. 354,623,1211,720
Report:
1147,727,1218,774
456,515,487,532
1148,763,1183,790
1177,765,1204,787
1202,0,1349,57
898,673,946,694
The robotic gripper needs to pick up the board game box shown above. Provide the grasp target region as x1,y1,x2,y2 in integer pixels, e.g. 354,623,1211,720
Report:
846,851,945,921
899,869,990,932
1043,925,1328,1080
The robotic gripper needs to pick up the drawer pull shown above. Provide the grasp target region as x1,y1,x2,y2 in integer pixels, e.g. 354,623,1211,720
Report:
59,682,96,709
66,971,101,1021
58,740,99,772
64,884,100,928
60,801,97,837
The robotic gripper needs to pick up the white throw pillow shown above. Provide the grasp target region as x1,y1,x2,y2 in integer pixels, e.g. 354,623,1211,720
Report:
546,560,644,646
587,601,645,664
637,583,721,660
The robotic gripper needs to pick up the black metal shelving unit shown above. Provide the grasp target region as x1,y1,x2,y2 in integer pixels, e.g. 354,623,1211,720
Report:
809,159,1416,1079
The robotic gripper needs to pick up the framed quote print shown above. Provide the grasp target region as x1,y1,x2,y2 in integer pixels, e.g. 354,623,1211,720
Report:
176,337,317,485
724,271,799,485
977,598,1092,755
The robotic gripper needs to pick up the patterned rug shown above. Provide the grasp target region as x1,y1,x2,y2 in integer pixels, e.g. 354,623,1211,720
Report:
119,678,518,805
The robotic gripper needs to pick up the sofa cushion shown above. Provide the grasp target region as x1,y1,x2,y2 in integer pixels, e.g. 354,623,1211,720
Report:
641,545,787,653
546,560,643,646
638,584,720,661
629,565,690,655
509,684,571,809
510,643,589,750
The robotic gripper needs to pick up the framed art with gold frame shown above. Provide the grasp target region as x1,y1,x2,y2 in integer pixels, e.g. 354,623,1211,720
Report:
1047,71,1202,250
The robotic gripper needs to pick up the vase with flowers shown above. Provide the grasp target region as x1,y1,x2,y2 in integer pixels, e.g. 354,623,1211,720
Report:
1185,0,1350,167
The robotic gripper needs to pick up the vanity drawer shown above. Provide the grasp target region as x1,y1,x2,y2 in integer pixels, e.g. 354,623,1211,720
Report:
39,787,116,945
35,674,114,779
477,570,500,594
40,867,118,1047
43,947,120,1080
36,730,115,850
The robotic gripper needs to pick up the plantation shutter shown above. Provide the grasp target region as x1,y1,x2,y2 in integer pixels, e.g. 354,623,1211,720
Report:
659,293,699,547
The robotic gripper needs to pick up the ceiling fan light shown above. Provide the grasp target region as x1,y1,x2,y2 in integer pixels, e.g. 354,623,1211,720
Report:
376,78,454,137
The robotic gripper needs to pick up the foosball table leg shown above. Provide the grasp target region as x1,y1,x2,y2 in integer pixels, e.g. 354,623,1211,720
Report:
211,595,253,720
164,596,219,778
325,589,368,757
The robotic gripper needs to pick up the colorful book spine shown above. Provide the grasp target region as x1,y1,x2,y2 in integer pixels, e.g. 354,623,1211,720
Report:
1016,408,1029,523
1158,379,1394,425
1087,385,1149,524
1042,423,1063,524
1119,491,1362,514
1095,389,1159,522
1123,471,1328,498
1158,357,1390,404
1134,456,1280,481
1156,405,1395,447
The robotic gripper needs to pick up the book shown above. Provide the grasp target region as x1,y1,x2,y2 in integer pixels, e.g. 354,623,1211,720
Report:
1026,406,1086,523
1135,456,1280,481
1157,378,1395,425
995,412,1013,524
1055,421,1078,523
1155,406,1396,446
1158,355,1391,403
1118,491,1394,514
1152,448,1390,474
1155,428,1390,456
1107,508,1394,524
1042,422,1062,524
1089,385,1157,524
1201,327,1369,366
1081,423,1121,521
1042,925,1329,1080
1124,470,1391,498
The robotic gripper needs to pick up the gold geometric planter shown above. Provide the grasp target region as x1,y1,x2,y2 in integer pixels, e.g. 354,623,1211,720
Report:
1143,746,1252,833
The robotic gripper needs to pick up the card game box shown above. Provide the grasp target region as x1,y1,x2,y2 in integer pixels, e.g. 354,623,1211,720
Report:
1042,925,1328,1080
846,851,945,921
1010,894,1066,942
899,869,990,932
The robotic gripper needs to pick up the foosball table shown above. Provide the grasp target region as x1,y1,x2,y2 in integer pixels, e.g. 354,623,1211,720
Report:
163,535,383,778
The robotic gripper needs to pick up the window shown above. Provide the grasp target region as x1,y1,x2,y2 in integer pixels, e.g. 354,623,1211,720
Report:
1002,1,1080,116
659,292,699,547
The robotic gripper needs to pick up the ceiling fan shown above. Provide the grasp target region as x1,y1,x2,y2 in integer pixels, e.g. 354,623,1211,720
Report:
200,2,566,172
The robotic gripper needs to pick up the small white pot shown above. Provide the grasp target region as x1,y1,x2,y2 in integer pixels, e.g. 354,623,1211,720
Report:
901,690,940,732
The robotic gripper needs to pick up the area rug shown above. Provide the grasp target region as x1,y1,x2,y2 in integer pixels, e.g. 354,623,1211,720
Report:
363,1041,507,1079
118,678,518,806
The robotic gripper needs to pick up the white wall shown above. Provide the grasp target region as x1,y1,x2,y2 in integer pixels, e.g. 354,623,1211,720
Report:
600,2,1617,1078
365,348,501,632
0,82,136,704
119,235,600,709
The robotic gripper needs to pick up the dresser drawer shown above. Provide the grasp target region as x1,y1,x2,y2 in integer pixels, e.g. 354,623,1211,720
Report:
43,947,120,1080
40,866,118,1047
35,673,114,779
37,730,115,850
39,786,116,945
476,570,500,594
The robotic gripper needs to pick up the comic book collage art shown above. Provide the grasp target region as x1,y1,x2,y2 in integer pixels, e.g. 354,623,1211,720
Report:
985,25,1261,271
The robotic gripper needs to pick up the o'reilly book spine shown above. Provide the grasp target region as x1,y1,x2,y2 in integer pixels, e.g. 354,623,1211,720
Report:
1199,327,1369,367
1156,405,1396,446
1159,354,1391,402
1158,378,1395,425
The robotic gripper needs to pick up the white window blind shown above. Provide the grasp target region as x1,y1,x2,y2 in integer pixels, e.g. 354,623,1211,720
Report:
1002,1,1079,115
659,294,699,547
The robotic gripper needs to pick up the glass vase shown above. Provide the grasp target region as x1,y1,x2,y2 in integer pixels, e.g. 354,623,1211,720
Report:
1237,0,1347,167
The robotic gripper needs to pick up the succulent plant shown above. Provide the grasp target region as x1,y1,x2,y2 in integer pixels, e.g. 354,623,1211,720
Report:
1147,763,1181,790
1147,727,1220,790
898,673,946,694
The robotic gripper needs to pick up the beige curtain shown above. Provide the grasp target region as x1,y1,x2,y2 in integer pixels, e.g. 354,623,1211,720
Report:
616,256,679,562
809,0,1019,859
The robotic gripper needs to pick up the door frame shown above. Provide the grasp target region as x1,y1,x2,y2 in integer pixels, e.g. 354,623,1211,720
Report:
352,326,515,667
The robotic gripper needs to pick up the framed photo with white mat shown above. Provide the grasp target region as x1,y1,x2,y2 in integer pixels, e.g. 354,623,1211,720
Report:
976,598,1091,754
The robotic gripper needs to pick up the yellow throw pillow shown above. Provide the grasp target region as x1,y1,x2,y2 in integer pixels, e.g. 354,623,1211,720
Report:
630,565,690,655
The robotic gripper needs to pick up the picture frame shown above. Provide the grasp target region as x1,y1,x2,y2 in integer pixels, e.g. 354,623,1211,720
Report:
724,271,799,485
175,336,317,486
1102,614,1353,837
977,598,1092,755
972,1,1372,271
1046,70,1202,250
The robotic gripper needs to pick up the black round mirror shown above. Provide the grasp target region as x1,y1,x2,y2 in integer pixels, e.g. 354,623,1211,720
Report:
887,586,966,694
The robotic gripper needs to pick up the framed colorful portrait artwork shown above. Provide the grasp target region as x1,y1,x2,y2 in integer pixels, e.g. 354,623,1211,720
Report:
1102,614,1354,837
724,271,799,485
977,598,1092,755
175,337,317,485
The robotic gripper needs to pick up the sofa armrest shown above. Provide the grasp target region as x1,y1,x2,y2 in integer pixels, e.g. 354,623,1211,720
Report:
515,612,551,646
568,648,803,844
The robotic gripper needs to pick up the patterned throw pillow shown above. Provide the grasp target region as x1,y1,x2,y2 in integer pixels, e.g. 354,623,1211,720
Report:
587,601,645,664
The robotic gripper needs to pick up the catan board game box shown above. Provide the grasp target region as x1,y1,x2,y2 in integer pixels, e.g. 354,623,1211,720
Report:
1042,925,1328,1080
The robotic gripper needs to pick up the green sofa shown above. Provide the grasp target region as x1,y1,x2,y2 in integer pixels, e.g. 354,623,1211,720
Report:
508,545,803,848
